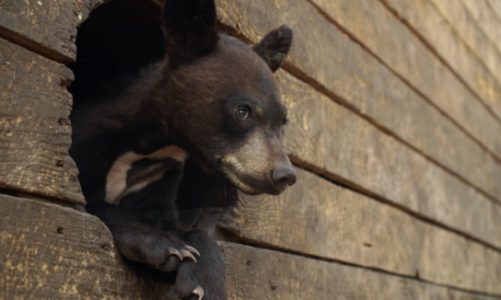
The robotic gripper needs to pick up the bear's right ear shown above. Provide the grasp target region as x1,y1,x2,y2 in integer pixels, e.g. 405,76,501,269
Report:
253,25,293,72
163,0,218,66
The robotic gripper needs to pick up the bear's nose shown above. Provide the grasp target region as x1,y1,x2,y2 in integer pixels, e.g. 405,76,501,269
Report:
272,165,297,189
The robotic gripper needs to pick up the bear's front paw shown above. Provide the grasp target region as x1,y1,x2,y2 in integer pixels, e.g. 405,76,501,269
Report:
175,230,228,300
111,223,200,272
176,266,206,300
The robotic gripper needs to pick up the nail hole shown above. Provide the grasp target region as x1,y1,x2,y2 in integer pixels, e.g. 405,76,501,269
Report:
60,78,72,88
56,226,64,234
58,118,70,126
101,243,112,251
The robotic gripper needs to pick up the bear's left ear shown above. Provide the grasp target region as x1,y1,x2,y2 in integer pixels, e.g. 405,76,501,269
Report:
163,0,218,66
253,25,293,73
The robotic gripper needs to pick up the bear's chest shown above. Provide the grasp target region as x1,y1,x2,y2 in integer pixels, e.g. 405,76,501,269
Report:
104,145,187,204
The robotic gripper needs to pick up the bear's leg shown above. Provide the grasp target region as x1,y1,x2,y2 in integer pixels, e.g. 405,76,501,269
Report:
175,229,227,300
88,202,200,272
111,222,200,272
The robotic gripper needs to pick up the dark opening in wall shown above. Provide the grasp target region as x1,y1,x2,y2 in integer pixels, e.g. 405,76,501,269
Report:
69,0,165,107
69,0,233,219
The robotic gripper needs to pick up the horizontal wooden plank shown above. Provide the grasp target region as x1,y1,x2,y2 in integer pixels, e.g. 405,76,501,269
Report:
221,242,499,300
0,38,84,204
217,0,501,202
461,0,501,55
310,0,501,156
489,1,501,23
0,194,176,299
428,0,501,92
381,0,501,123
272,70,501,250
4,194,496,299
0,0,100,62
220,169,501,294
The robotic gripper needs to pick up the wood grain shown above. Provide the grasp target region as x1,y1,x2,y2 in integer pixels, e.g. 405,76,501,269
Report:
312,0,501,126
220,169,501,294
308,0,501,160
216,0,501,202
274,71,501,250
2,193,496,299
381,0,501,123
0,38,84,204
0,0,101,62
222,242,499,300
461,0,501,57
488,1,501,24
0,194,176,299
428,0,501,92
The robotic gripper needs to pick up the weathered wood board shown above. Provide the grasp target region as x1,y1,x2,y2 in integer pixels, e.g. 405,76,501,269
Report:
428,0,501,90
222,242,499,300
1,0,500,299
275,71,501,250
0,194,176,299
217,0,501,203
461,0,501,57
1,194,498,299
488,1,501,23
0,0,100,63
3,0,500,203
381,0,501,123
308,0,501,160
220,169,501,294
0,38,84,204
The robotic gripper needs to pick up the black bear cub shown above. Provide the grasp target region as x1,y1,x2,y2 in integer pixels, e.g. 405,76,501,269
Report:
70,0,295,299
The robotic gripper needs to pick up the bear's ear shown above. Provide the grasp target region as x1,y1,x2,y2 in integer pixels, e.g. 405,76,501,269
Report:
163,0,218,66
253,25,293,72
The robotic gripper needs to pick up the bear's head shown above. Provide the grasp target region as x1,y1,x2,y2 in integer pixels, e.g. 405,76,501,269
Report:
157,0,296,195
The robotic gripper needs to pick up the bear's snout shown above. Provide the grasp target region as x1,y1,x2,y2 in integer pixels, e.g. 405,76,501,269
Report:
271,164,297,191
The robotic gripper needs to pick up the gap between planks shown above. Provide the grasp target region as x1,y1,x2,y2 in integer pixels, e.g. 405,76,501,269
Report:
378,0,501,124
0,188,85,211
287,160,501,255
218,240,501,299
2,5,500,208
458,0,501,62
304,0,501,161
424,0,501,105
485,1,501,24
4,7,501,248
0,26,72,64
219,22,501,207
283,62,501,206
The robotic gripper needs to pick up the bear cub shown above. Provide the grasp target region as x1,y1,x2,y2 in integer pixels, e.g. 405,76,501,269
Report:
70,0,295,299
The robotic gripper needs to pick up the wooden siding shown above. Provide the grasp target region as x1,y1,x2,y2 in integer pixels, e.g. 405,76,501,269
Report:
1,0,500,299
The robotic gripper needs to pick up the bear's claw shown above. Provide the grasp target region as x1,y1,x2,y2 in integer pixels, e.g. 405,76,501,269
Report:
111,223,201,273
192,285,205,300
180,248,199,263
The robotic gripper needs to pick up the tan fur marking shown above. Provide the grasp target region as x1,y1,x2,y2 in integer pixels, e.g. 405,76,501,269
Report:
121,169,166,198
149,145,188,161
105,152,142,204
105,145,188,204
221,131,271,193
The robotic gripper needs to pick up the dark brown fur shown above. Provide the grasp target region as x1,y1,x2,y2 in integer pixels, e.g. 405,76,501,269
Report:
70,1,294,299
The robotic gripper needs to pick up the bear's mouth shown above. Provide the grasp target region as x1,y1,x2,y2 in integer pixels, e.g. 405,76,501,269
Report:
219,163,285,196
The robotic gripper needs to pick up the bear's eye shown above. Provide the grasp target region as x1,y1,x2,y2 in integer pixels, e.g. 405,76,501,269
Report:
235,105,251,120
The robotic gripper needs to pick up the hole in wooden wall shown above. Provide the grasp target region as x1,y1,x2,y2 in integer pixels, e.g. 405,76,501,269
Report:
69,0,165,107
68,0,233,214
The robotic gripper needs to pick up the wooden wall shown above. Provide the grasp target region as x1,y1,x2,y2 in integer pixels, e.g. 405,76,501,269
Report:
1,0,501,299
